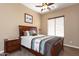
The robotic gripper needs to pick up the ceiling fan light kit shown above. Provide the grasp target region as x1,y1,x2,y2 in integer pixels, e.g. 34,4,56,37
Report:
36,3,54,12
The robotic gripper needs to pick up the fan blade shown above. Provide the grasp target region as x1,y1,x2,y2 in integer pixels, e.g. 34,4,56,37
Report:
36,5,42,7
48,3,54,6
47,7,51,10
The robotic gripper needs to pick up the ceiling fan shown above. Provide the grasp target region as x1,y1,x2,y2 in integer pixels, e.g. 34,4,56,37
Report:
35,3,54,12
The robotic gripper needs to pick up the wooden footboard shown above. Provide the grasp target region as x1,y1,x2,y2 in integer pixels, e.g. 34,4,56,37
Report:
51,39,64,56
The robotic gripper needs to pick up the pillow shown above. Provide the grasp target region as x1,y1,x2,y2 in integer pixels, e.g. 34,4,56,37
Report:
24,31,30,36
31,30,36,34
30,30,37,36
24,30,37,36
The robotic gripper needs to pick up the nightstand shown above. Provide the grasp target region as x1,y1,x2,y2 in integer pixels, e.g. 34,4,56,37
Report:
4,38,21,53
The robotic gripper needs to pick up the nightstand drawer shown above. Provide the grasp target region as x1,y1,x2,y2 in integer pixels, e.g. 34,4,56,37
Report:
6,45,20,52
6,40,20,47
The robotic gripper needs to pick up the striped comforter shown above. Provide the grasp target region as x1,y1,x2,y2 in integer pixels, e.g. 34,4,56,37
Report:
30,35,63,55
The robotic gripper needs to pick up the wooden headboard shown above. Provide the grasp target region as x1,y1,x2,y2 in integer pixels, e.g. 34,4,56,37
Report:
19,25,37,37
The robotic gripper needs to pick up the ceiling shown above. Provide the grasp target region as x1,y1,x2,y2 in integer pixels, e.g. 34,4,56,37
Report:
22,3,76,14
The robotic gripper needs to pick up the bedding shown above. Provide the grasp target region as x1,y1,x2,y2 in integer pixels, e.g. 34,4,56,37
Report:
24,30,37,36
24,31,30,36
44,37,63,55
30,30,37,35
21,34,45,49
21,35,63,56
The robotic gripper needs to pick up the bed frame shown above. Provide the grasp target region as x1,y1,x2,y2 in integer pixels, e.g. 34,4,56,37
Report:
19,25,64,56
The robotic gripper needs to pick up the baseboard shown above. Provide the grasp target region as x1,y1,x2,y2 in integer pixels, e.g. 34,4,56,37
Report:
0,50,4,54
64,44,79,49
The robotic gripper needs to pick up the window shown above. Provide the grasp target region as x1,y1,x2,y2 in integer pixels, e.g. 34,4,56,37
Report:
48,16,64,37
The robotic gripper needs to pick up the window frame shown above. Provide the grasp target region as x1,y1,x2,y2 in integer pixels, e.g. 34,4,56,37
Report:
48,15,64,37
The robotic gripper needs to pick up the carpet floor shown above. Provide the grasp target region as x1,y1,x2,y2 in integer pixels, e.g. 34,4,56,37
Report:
4,46,79,56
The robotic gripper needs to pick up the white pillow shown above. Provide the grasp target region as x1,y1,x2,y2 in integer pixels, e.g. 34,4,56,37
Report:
30,30,37,36
24,31,30,36
31,30,36,34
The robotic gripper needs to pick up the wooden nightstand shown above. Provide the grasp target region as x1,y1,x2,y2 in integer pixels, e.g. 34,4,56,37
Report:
4,39,21,53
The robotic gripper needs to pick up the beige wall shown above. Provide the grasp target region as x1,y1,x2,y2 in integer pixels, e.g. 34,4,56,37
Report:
0,3,41,51
41,4,79,47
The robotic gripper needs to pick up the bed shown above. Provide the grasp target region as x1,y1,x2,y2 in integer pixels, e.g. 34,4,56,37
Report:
19,25,64,56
